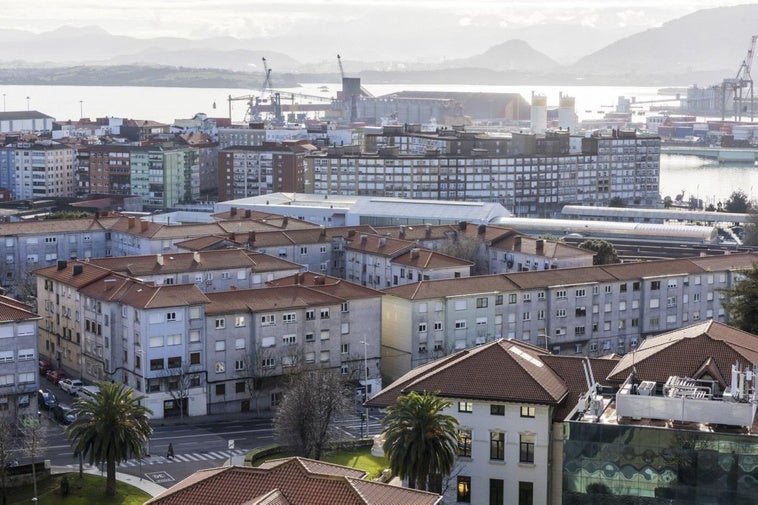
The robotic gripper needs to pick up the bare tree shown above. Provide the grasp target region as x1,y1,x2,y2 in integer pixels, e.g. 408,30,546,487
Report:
439,235,486,274
161,363,198,420
18,414,47,504
238,344,283,415
273,368,353,460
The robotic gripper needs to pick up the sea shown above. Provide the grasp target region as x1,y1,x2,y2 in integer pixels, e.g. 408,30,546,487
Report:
1,83,755,204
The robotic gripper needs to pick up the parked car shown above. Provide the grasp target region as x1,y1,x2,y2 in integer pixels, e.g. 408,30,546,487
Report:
45,369,66,384
51,405,76,425
59,378,83,395
39,360,52,376
37,389,57,410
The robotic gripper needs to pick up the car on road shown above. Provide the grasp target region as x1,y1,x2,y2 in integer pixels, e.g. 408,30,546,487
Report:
39,360,52,376
59,378,83,395
45,369,66,384
37,389,57,410
51,405,76,425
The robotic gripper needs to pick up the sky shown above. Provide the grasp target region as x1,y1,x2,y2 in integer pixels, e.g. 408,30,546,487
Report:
2,0,753,40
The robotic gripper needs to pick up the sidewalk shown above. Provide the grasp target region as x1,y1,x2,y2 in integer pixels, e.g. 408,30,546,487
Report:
149,410,272,428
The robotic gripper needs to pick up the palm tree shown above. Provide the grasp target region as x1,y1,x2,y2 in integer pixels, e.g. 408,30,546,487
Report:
66,381,153,496
380,391,459,492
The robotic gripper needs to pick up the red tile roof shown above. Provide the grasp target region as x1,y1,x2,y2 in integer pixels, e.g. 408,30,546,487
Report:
145,458,441,505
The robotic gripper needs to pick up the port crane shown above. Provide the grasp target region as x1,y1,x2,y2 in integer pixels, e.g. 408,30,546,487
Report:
721,35,756,121
226,56,284,125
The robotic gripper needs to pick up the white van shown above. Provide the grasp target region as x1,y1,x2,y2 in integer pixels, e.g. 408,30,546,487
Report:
78,385,101,400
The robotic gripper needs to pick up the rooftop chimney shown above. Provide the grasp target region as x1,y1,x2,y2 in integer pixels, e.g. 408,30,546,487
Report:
57,260,68,271
459,221,467,231
157,254,164,266
230,207,237,216
72,264,83,276
360,234,368,245
244,209,251,218
140,220,149,232
410,248,420,260
128,217,136,229
282,216,289,227
514,236,522,251
425,224,431,238
399,226,406,239
378,237,387,248
536,239,545,253
193,251,201,263
477,224,486,235
248,231,256,244
229,232,236,242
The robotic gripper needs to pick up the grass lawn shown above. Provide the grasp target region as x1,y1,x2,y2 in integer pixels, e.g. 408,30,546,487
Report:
322,448,388,479
5,473,151,505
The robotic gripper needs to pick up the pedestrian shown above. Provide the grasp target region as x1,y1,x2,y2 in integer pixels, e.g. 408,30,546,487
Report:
167,442,174,459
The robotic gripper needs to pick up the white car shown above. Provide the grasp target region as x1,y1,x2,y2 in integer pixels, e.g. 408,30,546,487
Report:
59,378,83,395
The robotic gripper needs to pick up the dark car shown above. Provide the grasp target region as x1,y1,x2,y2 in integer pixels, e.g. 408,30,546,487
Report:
37,389,57,410
39,360,52,376
45,369,66,384
51,405,76,425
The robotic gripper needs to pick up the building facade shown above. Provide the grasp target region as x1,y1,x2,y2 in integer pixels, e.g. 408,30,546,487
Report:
0,296,40,417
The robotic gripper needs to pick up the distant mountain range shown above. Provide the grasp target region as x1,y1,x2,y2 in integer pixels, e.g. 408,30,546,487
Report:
0,4,755,88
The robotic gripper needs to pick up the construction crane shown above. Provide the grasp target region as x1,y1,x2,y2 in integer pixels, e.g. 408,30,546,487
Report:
337,54,345,80
722,35,756,121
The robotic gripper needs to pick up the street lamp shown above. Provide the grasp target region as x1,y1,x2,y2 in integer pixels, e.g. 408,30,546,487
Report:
79,100,83,119
26,96,30,111
2,93,5,112
360,339,369,437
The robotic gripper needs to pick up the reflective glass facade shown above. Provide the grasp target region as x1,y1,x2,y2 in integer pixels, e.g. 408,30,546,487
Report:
563,421,758,504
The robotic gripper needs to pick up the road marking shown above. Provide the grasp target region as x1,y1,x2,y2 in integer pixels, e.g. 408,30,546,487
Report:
145,470,175,484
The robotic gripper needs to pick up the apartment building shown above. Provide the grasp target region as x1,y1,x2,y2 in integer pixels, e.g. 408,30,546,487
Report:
204,272,383,414
0,295,40,416
380,254,757,381
8,140,76,200
217,141,316,201
305,128,660,217
368,321,758,505
87,249,303,292
375,222,594,274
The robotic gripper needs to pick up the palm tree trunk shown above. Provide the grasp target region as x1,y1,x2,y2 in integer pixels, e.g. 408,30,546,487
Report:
106,458,117,496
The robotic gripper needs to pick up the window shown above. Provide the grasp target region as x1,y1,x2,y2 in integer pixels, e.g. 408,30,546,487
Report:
556,289,567,298
320,330,330,340
150,358,164,370
537,309,545,320
215,340,226,352
522,312,531,321
476,297,488,308
519,434,535,463
491,404,505,416
261,357,275,369
282,335,296,345
455,320,467,329
261,314,275,325
235,338,245,349
341,302,349,312
166,312,176,321
235,316,246,327
167,356,181,369
149,336,163,348
434,321,442,331
556,308,566,318
458,429,472,457
575,307,586,317
490,479,504,505
235,359,245,371
166,334,181,346
508,294,517,304
620,283,628,293
523,293,531,303
190,352,201,365
495,294,503,305
667,296,677,307
518,482,534,505
305,332,314,342
320,350,330,362
235,382,246,394
215,318,225,329
320,309,330,319
341,343,350,354
282,312,296,323
651,280,661,290
418,322,428,333
575,288,586,297
216,384,226,396
490,432,505,460
458,401,473,413
520,406,535,418
537,291,545,300
299,246,308,255
305,310,315,321
457,476,471,503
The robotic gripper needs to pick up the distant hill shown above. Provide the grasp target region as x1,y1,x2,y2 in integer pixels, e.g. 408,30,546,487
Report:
444,39,559,73
570,4,758,80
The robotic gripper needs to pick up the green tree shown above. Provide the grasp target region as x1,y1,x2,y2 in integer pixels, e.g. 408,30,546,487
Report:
380,391,459,492
66,381,153,497
724,190,752,213
720,264,758,334
578,239,620,265
608,196,626,208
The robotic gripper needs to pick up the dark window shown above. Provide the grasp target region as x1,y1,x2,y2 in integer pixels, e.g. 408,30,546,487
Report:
235,382,246,393
490,404,505,416
215,384,226,396
190,352,200,365
490,432,505,460
519,435,535,463
518,482,533,505
489,479,504,505
457,476,471,503
150,358,164,370
167,356,181,369
651,280,660,290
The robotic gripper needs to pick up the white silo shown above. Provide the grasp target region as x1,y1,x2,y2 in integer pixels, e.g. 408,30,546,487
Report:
558,92,578,131
530,92,547,134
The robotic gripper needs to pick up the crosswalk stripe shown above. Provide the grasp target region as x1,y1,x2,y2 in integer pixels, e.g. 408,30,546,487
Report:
190,453,209,460
181,453,200,461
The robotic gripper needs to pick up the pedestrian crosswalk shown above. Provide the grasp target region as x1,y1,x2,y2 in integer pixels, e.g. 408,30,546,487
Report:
64,448,247,469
